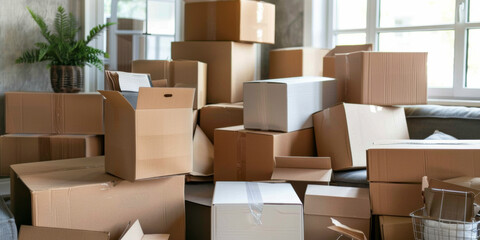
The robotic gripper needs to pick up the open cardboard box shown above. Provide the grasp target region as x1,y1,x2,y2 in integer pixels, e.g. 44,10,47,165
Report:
120,220,169,240
322,44,372,78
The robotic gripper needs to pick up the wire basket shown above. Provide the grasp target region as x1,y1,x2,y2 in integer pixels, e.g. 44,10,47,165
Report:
411,207,480,240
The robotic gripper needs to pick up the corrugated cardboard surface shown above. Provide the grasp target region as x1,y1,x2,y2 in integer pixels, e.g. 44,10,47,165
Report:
313,103,409,170
0,134,103,176
367,140,480,183
19,225,110,240
269,48,330,78
100,88,194,181
370,183,423,216
184,0,275,44
379,216,414,240
172,41,255,103
304,215,370,240
11,157,185,240
322,44,373,78
214,126,316,181
198,102,243,143
5,92,104,134
336,51,427,106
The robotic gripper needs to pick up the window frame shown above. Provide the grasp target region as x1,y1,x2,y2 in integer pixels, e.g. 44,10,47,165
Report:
326,0,480,100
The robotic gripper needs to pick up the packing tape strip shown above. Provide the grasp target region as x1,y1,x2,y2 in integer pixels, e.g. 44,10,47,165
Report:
246,182,263,225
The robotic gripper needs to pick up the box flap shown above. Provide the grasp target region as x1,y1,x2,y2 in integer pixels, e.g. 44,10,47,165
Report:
271,156,332,182
213,182,301,205
427,177,480,205
185,183,214,206
136,87,195,109
245,76,335,86
370,140,480,150
11,156,104,177
325,44,373,57
98,90,135,111
19,225,110,240
120,220,170,240
328,218,367,240
191,126,214,176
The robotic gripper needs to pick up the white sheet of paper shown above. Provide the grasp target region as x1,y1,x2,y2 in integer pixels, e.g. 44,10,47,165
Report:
117,71,151,92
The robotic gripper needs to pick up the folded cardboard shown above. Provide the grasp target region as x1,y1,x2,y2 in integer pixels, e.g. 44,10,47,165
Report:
424,188,475,221
335,51,427,105
271,156,332,202
370,182,423,216
322,44,372,78
185,183,213,240
328,218,367,240
172,41,255,103
269,47,330,78
304,185,370,240
313,103,409,170
0,134,103,176
19,225,110,240
5,92,104,134
10,157,185,240
214,125,316,181
131,60,207,109
379,216,414,240
100,88,194,181
198,102,243,143
191,125,213,176
244,77,337,132
367,140,480,183
104,71,152,92
184,0,275,44
212,182,303,240
120,220,169,240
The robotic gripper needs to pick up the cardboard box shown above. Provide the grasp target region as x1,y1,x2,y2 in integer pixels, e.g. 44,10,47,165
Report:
10,157,185,240
120,220,169,240
131,60,207,109
214,126,316,181
185,183,213,240
212,182,303,240
370,183,423,216
271,156,332,202
0,134,103,176
191,126,213,177
367,140,480,183
269,48,330,78
5,92,104,134
322,44,372,78
172,41,255,103
313,103,409,170
19,225,110,240
304,185,371,240
244,77,337,132
379,216,414,240
428,177,480,204
100,88,194,181
198,102,243,143
335,51,427,105
184,0,275,44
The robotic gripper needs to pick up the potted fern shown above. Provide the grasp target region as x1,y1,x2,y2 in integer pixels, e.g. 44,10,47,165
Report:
16,6,114,93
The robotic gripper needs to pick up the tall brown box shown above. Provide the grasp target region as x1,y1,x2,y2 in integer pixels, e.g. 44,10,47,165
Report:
184,0,275,44
0,134,103,176
379,216,414,240
11,157,185,240
214,126,316,181
269,48,330,79
100,88,194,181
172,41,255,104
5,92,104,134
335,51,428,105
322,44,372,78
370,183,423,216
198,103,243,143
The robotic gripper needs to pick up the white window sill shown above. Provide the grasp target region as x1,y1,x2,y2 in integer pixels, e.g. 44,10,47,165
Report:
428,99,480,107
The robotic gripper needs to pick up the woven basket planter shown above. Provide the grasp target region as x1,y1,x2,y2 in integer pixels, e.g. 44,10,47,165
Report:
50,65,84,93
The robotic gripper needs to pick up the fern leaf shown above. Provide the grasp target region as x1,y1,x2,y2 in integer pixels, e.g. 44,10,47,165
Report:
86,22,115,44
27,7,52,43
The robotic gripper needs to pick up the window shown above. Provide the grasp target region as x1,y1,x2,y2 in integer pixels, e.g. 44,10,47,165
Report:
328,0,480,99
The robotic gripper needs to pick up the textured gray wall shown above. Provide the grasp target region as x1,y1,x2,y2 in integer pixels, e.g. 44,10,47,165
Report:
0,0,79,134
261,0,304,79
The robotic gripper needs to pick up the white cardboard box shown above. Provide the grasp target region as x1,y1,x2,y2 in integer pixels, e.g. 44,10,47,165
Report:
243,77,337,132
212,182,303,240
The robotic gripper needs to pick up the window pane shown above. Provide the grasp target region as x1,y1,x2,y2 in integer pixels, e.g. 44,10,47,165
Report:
336,33,367,45
470,0,480,22
467,29,480,88
379,31,454,88
117,0,146,20
335,0,367,30
379,0,455,27
148,0,175,35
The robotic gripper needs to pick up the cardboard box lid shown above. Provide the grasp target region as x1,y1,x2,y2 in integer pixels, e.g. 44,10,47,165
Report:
120,220,169,240
304,185,370,219
271,156,332,182
324,44,373,57
100,88,195,110
185,183,214,206
213,182,301,205
19,225,110,240
328,218,367,240
245,76,335,86
370,140,480,149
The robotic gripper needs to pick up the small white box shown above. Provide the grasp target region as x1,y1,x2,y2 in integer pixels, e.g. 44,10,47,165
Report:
212,182,304,240
243,77,337,132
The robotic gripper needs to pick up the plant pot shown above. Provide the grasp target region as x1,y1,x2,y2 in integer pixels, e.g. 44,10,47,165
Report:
50,65,84,93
